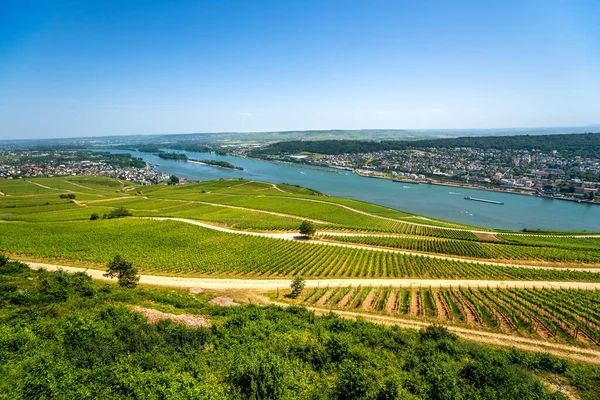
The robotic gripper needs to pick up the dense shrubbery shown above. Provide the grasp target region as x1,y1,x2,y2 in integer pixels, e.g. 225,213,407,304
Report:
0,258,597,399
102,207,132,219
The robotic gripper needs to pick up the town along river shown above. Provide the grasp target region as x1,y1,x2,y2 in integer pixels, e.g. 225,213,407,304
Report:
94,149,600,232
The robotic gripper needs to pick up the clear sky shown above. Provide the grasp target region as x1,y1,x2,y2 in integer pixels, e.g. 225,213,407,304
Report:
1,0,599,139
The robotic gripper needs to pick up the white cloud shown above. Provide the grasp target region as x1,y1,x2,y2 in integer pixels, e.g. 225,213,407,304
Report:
238,112,252,117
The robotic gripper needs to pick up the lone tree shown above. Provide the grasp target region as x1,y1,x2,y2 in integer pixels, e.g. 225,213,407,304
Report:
104,255,140,288
299,220,316,237
90,212,99,221
289,276,305,298
168,175,179,185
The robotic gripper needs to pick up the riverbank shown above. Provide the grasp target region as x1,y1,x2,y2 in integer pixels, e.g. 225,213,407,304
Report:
352,167,599,205
88,148,600,231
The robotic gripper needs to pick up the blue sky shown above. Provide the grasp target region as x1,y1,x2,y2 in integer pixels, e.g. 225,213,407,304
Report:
1,0,599,139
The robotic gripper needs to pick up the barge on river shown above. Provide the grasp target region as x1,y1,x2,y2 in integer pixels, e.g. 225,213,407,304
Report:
464,196,504,205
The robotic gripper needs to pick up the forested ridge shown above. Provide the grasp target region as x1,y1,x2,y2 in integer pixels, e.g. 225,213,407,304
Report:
253,132,600,157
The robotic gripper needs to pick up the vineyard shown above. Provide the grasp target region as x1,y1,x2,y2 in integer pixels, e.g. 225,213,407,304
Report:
2,177,600,273
292,285,600,345
319,234,600,264
1,219,600,282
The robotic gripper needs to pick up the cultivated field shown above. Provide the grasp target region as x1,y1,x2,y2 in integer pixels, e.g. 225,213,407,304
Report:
284,285,600,346
2,175,600,355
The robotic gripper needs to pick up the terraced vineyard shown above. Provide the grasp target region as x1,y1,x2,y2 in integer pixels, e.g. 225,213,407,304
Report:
3,175,600,365
2,218,600,281
294,285,600,345
319,234,600,263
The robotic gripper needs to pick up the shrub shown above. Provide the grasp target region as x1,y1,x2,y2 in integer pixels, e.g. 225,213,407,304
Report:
289,276,305,298
104,255,139,288
419,325,458,342
299,220,316,237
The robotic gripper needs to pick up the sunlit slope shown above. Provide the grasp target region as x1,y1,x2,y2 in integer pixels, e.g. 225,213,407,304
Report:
1,176,599,272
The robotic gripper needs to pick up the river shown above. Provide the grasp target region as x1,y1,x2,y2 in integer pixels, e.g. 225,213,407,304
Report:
95,149,600,231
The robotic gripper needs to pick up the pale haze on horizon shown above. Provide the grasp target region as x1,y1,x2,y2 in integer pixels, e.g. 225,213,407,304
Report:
1,0,599,140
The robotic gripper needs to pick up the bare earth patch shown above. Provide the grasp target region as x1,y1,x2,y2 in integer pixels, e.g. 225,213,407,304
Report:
208,296,240,307
189,287,205,294
337,288,355,307
132,306,211,328
385,289,397,313
473,232,502,242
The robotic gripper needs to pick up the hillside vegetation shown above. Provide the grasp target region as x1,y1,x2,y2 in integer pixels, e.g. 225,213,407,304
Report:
1,261,597,399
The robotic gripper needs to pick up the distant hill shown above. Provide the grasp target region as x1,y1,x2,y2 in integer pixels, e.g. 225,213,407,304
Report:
2,125,600,147
252,132,600,158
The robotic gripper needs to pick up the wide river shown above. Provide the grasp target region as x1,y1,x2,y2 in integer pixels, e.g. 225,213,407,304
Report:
97,149,600,231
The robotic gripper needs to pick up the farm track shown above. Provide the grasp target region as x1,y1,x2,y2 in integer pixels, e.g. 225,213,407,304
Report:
25,181,61,191
144,217,600,272
25,262,600,290
82,197,330,224
61,179,108,196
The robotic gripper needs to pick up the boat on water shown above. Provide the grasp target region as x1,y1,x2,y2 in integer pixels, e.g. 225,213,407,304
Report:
464,196,504,205
393,179,420,184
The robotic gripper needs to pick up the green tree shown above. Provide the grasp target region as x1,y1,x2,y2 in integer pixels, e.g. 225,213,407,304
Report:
105,207,131,219
289,276,305,298
299,220,316,237
104,255,140,288
89,213,99,221
168,175,179,185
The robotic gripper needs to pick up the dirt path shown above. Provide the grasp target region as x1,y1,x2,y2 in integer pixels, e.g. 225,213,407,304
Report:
385,290,398,313
25,262,600,290
61,179,106,196
271,183,289,194
315,289,333,306
188,200,330,224
144,217,600,272
297,304,600,365
337,288,355,307
26,180,61,190
126,198,330,224
0,191,5,196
